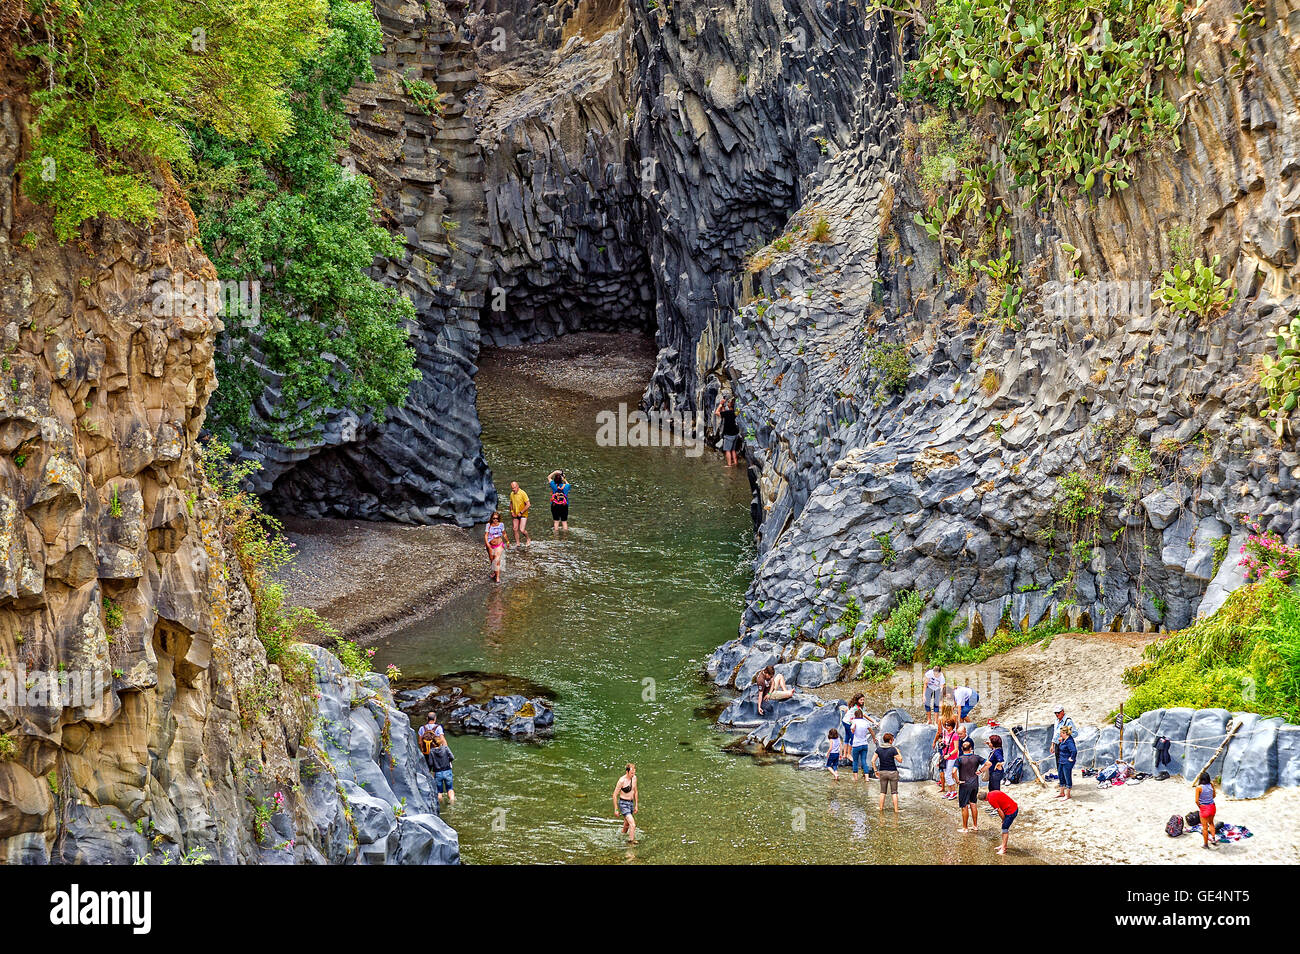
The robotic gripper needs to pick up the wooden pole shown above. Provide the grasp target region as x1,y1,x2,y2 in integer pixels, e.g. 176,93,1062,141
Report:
1007,726,1048,788
1192,719,1242,783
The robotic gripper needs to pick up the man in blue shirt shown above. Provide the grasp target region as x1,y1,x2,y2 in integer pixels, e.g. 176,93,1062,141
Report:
1049,705,1076,799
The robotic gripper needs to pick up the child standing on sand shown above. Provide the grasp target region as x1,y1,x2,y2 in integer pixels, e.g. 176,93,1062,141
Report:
826,728,842,779
1195,772,1217,849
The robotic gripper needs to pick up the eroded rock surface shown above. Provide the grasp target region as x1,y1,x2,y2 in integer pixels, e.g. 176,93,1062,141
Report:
708,0,1300,692
0,86,456,864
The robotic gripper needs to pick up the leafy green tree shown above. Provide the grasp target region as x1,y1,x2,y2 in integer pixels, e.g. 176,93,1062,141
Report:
187,0,419,444
17,0,328,240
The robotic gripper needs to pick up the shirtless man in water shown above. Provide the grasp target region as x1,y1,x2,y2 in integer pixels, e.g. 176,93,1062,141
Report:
613,763,638,842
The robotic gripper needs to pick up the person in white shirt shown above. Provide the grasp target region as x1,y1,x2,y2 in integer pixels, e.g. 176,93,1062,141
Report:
953,683,978,721
922,664,945,724
848,708,878,781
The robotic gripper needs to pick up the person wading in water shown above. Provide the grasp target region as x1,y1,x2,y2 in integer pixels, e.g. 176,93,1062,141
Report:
548,470,571,532
508,481,531,545
484,511,509,583
613,763,639,843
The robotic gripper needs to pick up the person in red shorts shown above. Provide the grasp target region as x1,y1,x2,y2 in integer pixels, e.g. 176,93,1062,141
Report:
987,789,1018,855
1194,772,1217,849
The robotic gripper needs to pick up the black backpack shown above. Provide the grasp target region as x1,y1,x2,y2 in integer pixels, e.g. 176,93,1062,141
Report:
1004,757,1025,784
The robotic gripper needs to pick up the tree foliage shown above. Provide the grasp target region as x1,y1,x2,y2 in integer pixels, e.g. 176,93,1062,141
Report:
16,0,327,240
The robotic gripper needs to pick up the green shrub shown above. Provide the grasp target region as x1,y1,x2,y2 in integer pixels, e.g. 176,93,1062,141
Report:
880,591,925,664
904,0,1185,202
857,655,896,682
1123,578,1300,721
189,0,419,446
1259,313,1300,439
1152,255,1236,322
201,437,332,678
919,608,968,665
869,343,912,396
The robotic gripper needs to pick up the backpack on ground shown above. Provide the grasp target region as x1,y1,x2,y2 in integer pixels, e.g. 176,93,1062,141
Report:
1184,810,1200,828
1004,757,1024,784
1165,814,1184,837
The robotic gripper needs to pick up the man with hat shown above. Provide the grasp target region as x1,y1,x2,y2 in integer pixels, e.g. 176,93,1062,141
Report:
1049,705,1076,800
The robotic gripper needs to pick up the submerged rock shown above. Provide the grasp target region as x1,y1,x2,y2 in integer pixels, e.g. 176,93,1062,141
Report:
395,671,556,739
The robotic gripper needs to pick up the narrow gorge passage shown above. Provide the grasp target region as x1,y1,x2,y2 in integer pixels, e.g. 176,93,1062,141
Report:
376,336,1032,864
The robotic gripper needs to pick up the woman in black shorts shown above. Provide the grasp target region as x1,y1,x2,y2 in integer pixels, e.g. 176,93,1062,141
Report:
548,469,571,531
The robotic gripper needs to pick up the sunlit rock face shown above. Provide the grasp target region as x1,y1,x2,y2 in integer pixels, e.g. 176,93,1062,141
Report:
0,84,456,865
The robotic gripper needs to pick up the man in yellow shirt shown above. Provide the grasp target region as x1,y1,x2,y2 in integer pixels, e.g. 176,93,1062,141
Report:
508,481,531,545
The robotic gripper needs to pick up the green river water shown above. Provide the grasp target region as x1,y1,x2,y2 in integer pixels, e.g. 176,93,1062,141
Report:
376,346,1029,865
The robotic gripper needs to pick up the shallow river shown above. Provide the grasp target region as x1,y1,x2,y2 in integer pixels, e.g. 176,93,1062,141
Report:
377,346,1028,864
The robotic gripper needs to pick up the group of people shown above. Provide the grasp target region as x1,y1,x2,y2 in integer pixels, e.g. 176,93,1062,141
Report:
483,470,572,583
812,682,1095,856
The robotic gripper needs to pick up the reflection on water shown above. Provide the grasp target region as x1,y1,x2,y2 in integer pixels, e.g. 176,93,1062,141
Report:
377,346,1033,865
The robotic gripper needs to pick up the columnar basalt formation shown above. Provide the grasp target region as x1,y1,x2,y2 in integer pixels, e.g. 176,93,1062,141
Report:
251,0,654,525
709,0,1300,694
0,82,456,864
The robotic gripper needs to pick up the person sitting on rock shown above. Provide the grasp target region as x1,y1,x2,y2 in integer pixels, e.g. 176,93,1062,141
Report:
755,665,794,716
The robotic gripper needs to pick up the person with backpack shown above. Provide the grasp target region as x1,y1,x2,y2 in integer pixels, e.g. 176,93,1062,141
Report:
429,735,455,806
418,712,444,769
548,470,571,531
1194,772,1217,849
871,732,902,813
716,395,742,467
987,789,1018,855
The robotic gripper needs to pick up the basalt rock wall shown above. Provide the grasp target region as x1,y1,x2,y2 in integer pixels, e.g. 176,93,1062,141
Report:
251,0,654,525
709,0,1300,693
0,76,456,864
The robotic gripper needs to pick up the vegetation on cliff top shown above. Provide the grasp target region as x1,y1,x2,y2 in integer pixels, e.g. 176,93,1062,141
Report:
899,0,1186,202
14,0,419,445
